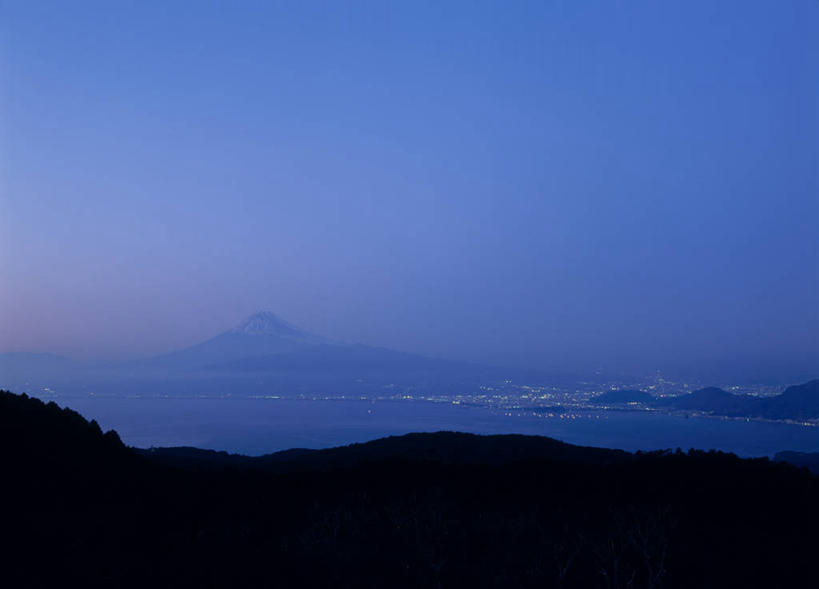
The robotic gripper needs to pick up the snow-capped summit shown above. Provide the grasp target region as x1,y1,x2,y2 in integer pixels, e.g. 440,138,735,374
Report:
230,311,304,337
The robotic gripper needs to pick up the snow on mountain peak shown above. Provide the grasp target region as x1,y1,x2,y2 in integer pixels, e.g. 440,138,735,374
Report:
230,311,304,337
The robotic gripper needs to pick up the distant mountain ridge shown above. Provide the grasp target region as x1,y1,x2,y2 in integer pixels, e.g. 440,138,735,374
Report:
661,387,751,414
591,381,819,422
753,380,819,420
2,311,815,406
654,381,819,420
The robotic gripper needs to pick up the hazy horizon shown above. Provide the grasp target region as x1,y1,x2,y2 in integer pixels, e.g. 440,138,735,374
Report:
2,1,817,382
1,308,817,385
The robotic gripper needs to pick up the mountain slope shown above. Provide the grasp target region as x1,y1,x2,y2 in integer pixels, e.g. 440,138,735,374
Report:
662,387,751,413
754,379,819,420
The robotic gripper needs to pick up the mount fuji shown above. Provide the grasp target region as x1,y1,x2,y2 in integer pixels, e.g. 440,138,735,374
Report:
133,311,330,372
118,311,543,394
2,311,555,396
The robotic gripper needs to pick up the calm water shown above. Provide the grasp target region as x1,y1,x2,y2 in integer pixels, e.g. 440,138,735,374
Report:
40,395,819,457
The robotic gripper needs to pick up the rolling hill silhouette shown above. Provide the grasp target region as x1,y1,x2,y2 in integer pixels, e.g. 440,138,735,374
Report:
2,388,819,588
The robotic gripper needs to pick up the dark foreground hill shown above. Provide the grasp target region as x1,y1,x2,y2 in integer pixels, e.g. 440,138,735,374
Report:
136,430,631,472
774,451,819,474
2,389,819,588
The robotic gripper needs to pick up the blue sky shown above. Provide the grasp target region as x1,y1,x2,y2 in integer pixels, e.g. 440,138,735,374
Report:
1,1,817,381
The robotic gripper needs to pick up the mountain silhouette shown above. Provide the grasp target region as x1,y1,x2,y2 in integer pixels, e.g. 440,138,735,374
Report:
753,379,819,420
137,430,631,473
1,311,567,396
648,381,819,420
117,311,540,393
661,387,751,413
131,311,329,372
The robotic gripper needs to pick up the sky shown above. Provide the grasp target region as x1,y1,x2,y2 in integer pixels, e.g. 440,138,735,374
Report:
1,1,817,381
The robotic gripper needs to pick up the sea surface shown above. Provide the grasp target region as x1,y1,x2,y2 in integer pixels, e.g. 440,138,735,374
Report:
33,394,819,458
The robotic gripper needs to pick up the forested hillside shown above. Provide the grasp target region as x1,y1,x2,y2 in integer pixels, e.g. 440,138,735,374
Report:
2,389,817,588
